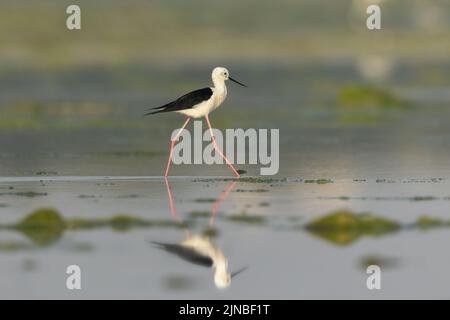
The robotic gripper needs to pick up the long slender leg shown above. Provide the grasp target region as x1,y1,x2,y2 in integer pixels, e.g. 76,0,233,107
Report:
210,179,237,226
164,177,191,238
165,117,191,177
205,114,240,178
164,177,178,220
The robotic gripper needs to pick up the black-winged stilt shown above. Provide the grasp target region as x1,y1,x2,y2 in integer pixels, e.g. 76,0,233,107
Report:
150,178,247,288
151,238,248,288
146,67,246,178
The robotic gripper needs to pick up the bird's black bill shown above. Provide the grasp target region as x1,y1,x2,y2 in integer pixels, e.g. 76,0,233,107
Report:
229,77,247,87
231,266,249,278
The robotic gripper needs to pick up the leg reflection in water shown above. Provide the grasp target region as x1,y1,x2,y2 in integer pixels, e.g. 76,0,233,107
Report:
150,178,247,289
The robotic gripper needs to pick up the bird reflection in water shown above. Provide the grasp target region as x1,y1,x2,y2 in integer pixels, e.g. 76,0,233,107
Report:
151,178,247,288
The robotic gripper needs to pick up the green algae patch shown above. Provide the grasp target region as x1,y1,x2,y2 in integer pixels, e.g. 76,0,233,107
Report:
305,210,400,246
189,211,212,219
360,255,400,270
415,215,450,230
0,208,187,247
338,86,406,109
66,215,185,232
15,208,66,246
202,227,219,238
235,189,269,193
35,171,58,176
304,179,333,184
240,177,287,184
17,209,66,229
194,198,217,203
227,213,266,224
337,112,387,126
193,177,286,184
410,196,436,202
0,241,33,252
0,191,48,198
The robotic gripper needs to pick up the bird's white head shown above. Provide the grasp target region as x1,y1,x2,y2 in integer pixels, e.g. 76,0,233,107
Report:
214,266,231,289
212,67,230,82
211,67,247,87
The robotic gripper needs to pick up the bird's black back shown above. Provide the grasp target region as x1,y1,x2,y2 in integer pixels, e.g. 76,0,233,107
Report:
151,241,214,267
146,87,213,115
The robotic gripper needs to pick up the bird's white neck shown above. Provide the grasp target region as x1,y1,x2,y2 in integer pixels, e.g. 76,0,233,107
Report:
213,78,227,92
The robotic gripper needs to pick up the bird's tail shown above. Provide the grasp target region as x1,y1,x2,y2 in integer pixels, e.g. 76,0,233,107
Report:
148,240,170,249
144,109,164,116
144,102,171,116
144,106,166,116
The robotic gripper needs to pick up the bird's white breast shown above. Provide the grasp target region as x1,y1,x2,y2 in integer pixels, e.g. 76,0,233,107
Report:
176,86,227,118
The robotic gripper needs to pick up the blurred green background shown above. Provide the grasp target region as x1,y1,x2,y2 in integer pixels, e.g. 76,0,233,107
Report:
0,0,449,176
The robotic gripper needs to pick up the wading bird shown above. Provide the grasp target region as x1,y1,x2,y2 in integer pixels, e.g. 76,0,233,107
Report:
150,178,247,289
146,67,246,177
151,237,247,289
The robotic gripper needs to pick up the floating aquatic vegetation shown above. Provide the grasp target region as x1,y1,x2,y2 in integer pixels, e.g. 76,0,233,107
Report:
78,194,97,199
0,241,33,252
415,215,450,230
0,208,188,249
0,203,8,208
192,177,286,184
14,208,66,246
305,210,400,246
114,194,141,199
376,179,396,183
360,255,400,270
337,112,386,126
67,215,185,232
235,189,269,193
239,177,287,184
259,202,270,207
304,179,333,184
189,211,212,218
17,208,66,229
319,195,441,202
410,196,436,202
338,86,406,109
227,213,265,224
194,198,217,203
0,191,48,198
202,227,219,238
35,171,58,176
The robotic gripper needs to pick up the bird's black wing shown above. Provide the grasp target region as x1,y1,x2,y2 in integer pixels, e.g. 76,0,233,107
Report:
145,87,213,115
150,241,213,267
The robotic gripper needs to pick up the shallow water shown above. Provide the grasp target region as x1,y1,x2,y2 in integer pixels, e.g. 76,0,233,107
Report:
0,174,450,299
2,67,450,298
2,64,450,298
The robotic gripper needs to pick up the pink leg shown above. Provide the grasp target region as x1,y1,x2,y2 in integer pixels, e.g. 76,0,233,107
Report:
164,177,191,238
165,117,191,177
164,177,178,220
205,115,240,178
210,179,237,226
